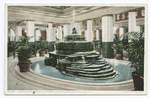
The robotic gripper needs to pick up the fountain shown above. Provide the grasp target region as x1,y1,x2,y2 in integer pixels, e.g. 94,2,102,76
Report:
44,9,118,79
45,27,118,80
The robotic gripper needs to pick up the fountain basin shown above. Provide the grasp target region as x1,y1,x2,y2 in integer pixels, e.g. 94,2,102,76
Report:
31,59,134,83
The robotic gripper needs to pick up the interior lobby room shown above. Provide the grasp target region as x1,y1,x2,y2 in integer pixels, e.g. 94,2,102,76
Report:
5,4,147,95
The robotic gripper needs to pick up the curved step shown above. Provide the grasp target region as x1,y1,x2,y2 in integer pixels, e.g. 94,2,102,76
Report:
82,64,109,69
79,68,114,75
70,63,90,67
78,71,117,78
66,64,109,70
80,65,111,72
66,67,114,74
78,72,118,80
66,65,111,72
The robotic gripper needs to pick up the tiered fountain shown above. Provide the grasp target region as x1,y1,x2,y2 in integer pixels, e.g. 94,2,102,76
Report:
45,27,118,80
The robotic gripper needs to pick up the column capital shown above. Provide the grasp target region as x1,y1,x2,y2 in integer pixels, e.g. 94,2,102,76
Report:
101,14,113,18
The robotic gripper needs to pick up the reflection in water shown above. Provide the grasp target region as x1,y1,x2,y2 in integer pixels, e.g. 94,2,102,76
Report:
34,63,41,73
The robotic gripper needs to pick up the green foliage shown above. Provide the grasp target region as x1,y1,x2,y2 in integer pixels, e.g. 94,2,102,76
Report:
95,42,101,51
119,31,142,40
126,32,144,77
55,41,94,54
15,36,32,62
39,37,46,51
44,41,48,49
111,43,123,54
64,35,86,41
29,42,38,50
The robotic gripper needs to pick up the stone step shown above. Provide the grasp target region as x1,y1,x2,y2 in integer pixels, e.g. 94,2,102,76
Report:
80,65,111,72
66,65,111,72
70,63,90,67
82,64,109,69
78,72,118,80
67,63,109,70
66,67,114,75
78,71,117,78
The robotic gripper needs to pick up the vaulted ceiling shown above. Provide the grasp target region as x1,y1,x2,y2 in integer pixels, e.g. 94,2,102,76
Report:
8,6,144,30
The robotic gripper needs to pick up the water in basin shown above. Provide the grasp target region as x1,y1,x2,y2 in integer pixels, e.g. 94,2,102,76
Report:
30,59,135,83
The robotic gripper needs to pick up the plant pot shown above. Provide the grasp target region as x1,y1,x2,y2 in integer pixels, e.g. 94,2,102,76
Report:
39,50,45,56
44,49,48,54
18,60,31,72
132,71,144,91
116,54,123,60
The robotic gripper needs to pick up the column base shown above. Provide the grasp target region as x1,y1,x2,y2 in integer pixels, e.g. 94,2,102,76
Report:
102,42,114,58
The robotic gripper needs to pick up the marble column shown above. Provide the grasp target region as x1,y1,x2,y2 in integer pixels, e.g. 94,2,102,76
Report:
26,20,35,42
75,22,81,35
96,30,100,40
87,19,93,41
135,25,140,32
9,28,15,41
85,30,87,40
53,27,56,41
119,27,124,40
57,26,62,41
15,26,22,41
128,11,137,32
63,23,70,37
35,29,41,41
102,15,114,58
46,22,54,42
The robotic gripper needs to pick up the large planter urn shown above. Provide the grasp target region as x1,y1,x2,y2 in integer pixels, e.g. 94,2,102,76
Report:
39,50,45,56
44,49,48,54
132,71,144,91
116,54,123,60
18,60,31,72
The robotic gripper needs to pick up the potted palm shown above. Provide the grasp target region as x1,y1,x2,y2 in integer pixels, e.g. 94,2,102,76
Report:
127,32,144,90
95,42,101,54
39,37,46,56
29,42,38,57
111,43,124,60
15,36,32,72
